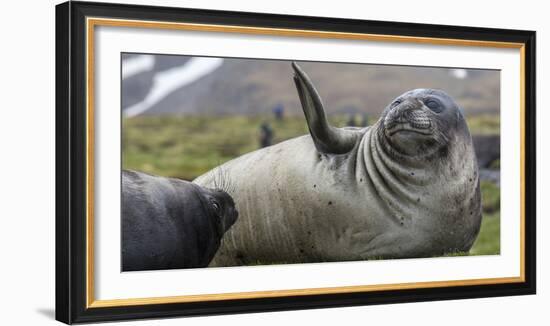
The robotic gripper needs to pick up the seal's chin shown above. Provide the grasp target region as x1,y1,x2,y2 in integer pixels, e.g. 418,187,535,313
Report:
227,207,239,229
383,123,437,156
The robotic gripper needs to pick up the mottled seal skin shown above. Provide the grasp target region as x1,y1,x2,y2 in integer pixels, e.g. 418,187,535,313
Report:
122,170,238,271
194,62,482,267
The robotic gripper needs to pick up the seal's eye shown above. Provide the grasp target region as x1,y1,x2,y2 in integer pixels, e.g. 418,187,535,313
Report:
391,99,402,108
425,99,443,113
211,201,221,213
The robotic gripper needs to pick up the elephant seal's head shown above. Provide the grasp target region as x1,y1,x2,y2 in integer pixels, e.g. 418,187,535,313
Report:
379,88,469,160
201,187,238,238
203,169,239,237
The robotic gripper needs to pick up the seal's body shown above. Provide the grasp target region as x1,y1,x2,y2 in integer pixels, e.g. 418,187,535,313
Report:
195,63,481,267
122,170,238,271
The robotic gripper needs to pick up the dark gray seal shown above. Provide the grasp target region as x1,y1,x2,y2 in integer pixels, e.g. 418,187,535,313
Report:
195,62,482,266
122,170,238,271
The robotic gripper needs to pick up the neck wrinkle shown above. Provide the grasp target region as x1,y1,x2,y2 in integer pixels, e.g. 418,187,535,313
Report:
356,123,441,221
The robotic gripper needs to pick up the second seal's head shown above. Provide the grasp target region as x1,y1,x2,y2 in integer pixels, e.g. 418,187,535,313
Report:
380,88,465,157
200,187,239,238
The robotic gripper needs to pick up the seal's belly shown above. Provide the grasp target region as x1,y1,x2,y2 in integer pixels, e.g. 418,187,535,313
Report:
201,146,393,265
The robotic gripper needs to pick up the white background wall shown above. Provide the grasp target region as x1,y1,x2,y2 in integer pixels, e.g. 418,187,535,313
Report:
0,0,546,324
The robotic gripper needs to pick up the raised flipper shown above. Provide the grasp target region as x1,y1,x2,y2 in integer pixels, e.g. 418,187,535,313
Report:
292,62,360,154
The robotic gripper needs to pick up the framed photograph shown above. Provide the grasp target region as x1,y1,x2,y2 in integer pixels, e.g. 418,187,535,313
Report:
56,1,536,324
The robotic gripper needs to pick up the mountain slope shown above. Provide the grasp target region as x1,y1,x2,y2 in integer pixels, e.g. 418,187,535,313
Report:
122,55,500,116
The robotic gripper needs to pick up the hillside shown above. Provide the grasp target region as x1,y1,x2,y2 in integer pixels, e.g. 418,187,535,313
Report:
122,54,500,117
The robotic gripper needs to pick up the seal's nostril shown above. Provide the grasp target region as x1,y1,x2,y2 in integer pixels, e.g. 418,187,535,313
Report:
402,108,416,120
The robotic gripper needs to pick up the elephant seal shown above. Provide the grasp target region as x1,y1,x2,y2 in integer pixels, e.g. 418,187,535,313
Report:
122,169,238,271
194,62,481,266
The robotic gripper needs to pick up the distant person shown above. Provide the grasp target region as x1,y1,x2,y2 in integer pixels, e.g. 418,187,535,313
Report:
346,114,357,127
273,103,285,121
259,122,274,148
360,113,369,127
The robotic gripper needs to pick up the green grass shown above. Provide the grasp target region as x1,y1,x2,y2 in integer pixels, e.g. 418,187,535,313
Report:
122,113,500,257
468,181,500,256
470,211,501,255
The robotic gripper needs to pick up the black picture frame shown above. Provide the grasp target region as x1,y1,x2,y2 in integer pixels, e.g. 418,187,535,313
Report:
56,1,536,324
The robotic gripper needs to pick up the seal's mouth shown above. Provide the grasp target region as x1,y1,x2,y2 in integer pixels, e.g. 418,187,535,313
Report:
385,122,432,136
384,106,432,138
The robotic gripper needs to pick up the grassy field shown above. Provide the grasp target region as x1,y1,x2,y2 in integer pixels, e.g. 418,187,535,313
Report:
122,113,500,256
471,181,500,255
